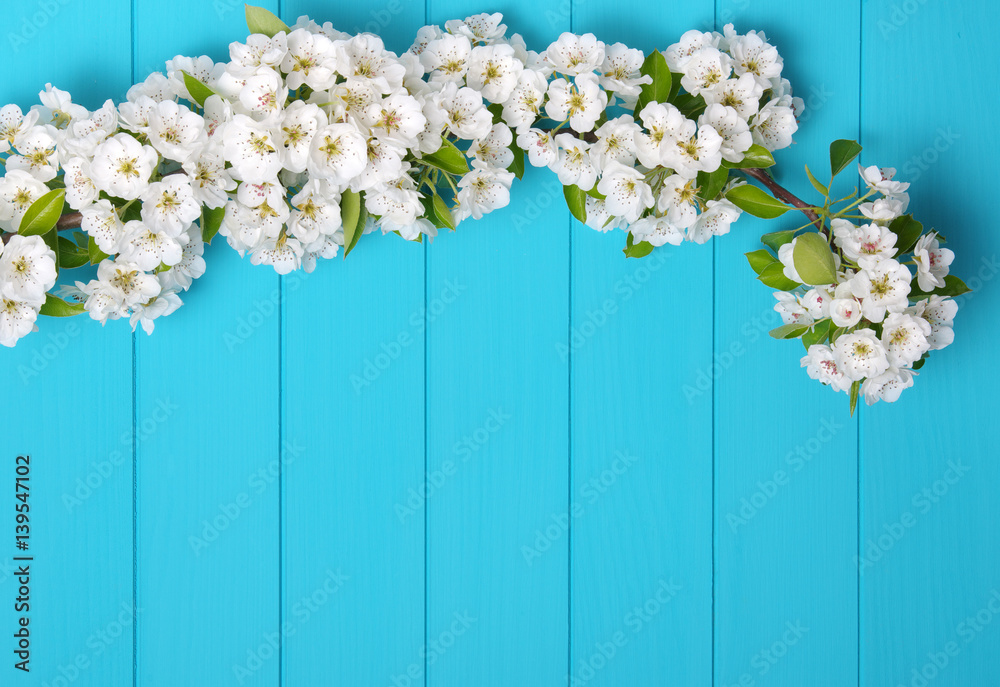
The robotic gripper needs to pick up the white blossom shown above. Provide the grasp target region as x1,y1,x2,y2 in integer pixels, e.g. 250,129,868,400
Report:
881,312,931,367
0,170,50,232
517,128,557,168
470,123,514,169
702,74,763,120
751,97,797,151
912,232,954,292
801,344,851,393
0,235,57,304
544,32,606,75
89,134,159,200
140,176,201,235
590,116,640,172
688,199,740,244
699,104,752,163
81,199,127,255
544,74,607,133
832,328,890,381
680,47,732,95
656,175,699,229
550,134,597,190
0,296,39,348
597,43,650,104
467,44,523,103
454,161,514,221
281,29,338,90
849,258,912,322
597,161,654,223
910,295,957,350
630,215,684,246
436,83,493,140
861,367,914,404
421,34,473,82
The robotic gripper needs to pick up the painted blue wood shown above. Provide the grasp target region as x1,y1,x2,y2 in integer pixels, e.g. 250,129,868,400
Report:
280,2,428,686
1,3,999,687
569,2,714,685
713,2,862,686
132,3,282,686
0,2,134,685
861,2,1000,685
424,2,569,684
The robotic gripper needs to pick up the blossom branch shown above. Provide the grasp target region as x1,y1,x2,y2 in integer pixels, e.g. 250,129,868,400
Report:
57,212,83,230
743,167,825,234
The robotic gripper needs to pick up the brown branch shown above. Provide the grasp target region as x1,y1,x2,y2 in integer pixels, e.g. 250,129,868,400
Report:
57,212,83,230
744,167,825,234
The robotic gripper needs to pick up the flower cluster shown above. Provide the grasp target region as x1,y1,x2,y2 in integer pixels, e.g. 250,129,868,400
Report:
746,157,965,410
0,6,966,411
0,9,801,346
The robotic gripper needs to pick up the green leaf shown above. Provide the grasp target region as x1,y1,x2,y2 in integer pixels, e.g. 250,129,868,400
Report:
849,380,860,416
341,189,363,258
761,229,797,253
432,194,456,230
181,70,217,107
623,232,653,259
245,4,290,37
202,206,225,244
745,248,778,276
667,72,683,102
909,275,972,300
585,186,606,201
58,236,89,269
673,92,707,119
487,103,503,125
723,145,775,169
804,164,829,197
88,236,109,265
39,293,85,317
830,139,863,178
756,262,800,291
420,196,448,230
769,322,812,339
792,232,838,285
508,144,525,180
725,184,790,219
888,214,923,255
423,139,471,175
830,326,846,344
563,184,587,224
633,49,671,115
911,355,927,371
18,188,65,236
696,166,729,202
801,319,832,350
84,236,109,265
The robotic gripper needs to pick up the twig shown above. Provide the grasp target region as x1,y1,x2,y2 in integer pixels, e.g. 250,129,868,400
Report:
744,167,825,234
57,212,83,230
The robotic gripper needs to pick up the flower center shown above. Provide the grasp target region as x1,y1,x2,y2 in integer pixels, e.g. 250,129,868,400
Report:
250,133,275,156
117,158,140,178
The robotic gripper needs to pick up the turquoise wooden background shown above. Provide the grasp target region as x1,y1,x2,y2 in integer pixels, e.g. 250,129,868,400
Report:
1,0,997,685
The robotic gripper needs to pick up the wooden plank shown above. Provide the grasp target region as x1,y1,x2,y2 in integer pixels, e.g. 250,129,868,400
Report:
569,2,714,684
280,2,428,686
133,3,281,685
0,1,134,685
861,2,1000,684
713,2,861,685
424,2,569,684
